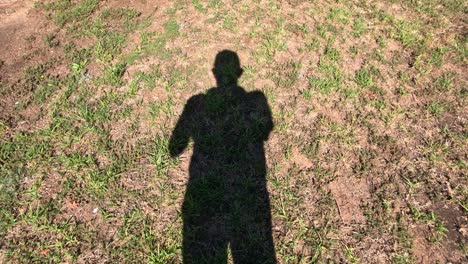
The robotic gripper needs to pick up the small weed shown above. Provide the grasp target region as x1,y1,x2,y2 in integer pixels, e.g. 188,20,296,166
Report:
305,37,320,51
427,101,445,116
45,34,59,47
163,20,180,39
257,30,286,61
223,14,237,31
192,0,206,13
435,72,455,91
34,78,60,103
430,47,448,66
341,87,359,99
148,99,174,118
302,88,312,100
352,18,366,37
327,8,349,24
429,220,448,244
41,0,100,27
376,35,388,48
369,99,386,110
402,176,418,194
102,63,126,86
309,77,336,95
392,254,413,264
392,19,421,48
453,36,467,63
398,71,411,84
324,46,341,61
344,244,359,263
355,66,376,87
94,32,126,62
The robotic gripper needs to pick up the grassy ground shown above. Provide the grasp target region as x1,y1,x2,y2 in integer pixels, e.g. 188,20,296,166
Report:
0,0,467,263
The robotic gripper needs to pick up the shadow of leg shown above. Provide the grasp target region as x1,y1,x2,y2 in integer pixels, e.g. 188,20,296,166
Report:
229,178,276,264
182,169,228,264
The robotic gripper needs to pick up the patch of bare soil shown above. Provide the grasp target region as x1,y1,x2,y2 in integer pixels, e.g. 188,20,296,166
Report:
0,0,52,81
329,176,371,224
291,147,314,170
0,0,62,129
58,198,119,241
411,226,446,264
411,202,467,263
38,170,64,201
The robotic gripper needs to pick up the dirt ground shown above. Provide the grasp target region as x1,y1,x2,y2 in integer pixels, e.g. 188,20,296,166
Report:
1,0,46,81
0,0,467,263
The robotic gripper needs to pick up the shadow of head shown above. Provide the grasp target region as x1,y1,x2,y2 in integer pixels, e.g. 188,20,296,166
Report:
212,50,244,87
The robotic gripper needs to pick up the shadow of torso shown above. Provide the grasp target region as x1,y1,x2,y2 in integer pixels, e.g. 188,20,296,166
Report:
170,85,276,263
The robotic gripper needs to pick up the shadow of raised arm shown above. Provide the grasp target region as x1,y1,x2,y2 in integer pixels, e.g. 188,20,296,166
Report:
250,90,273,142
169,97,196,158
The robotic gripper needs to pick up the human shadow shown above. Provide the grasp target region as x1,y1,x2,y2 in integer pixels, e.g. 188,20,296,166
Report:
169,50,276,263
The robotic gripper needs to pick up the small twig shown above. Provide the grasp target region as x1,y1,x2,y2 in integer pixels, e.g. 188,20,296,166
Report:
334,197,343,222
